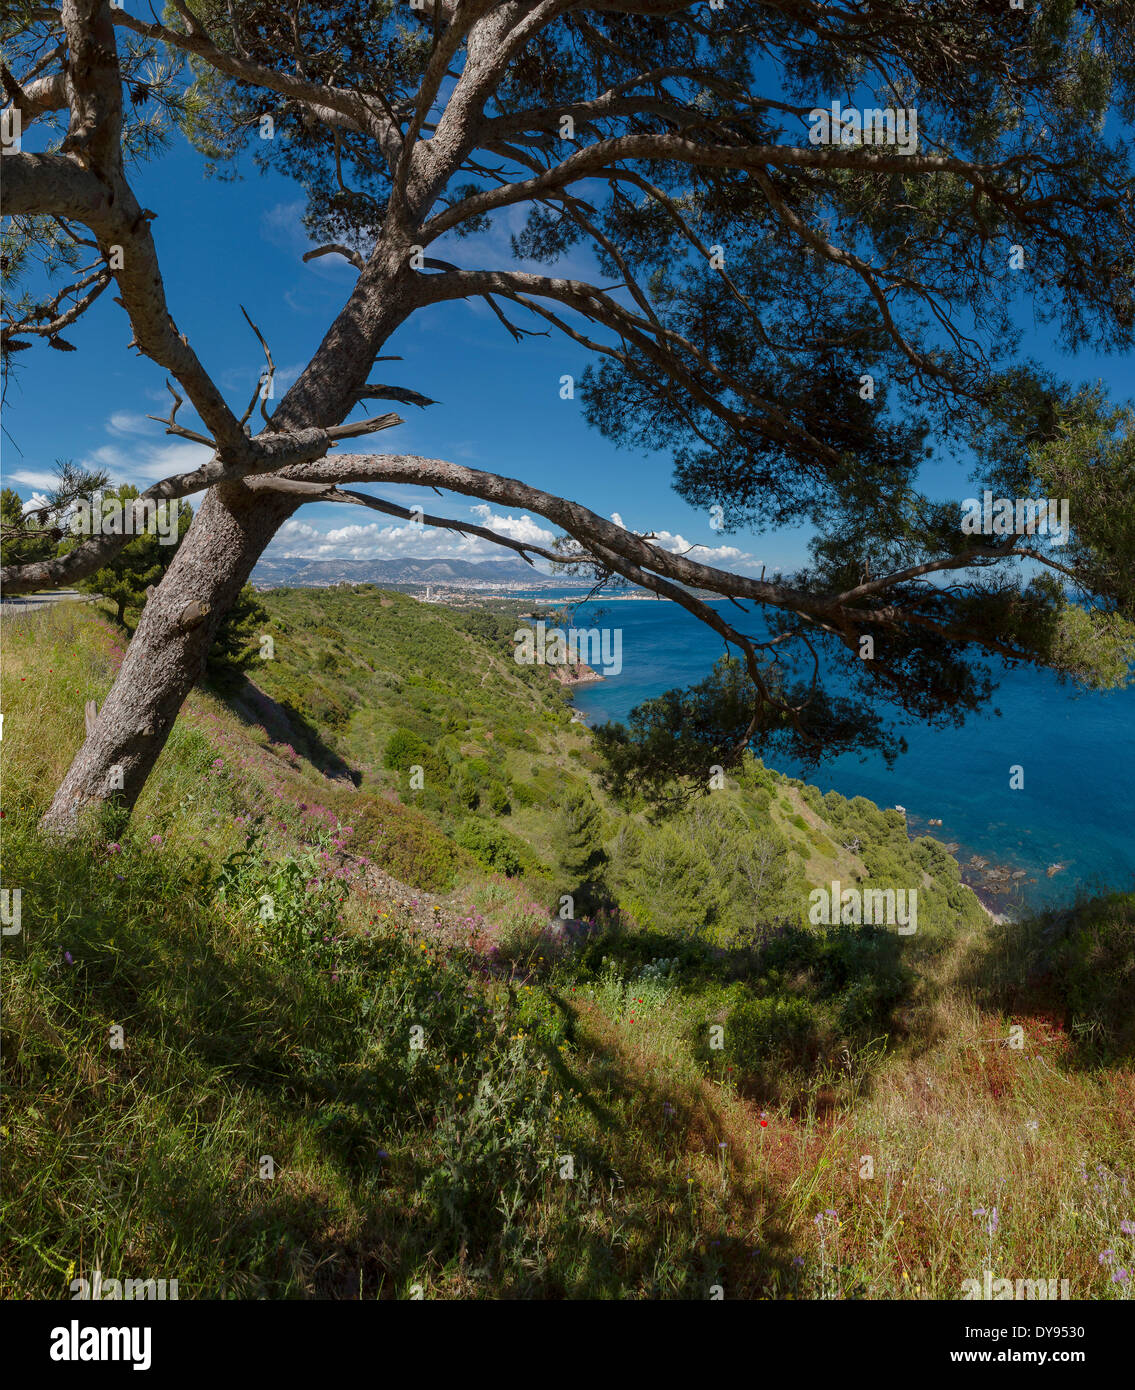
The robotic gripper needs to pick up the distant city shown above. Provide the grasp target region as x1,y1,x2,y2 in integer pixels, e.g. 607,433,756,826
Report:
250,555,717,604
251,555,571,595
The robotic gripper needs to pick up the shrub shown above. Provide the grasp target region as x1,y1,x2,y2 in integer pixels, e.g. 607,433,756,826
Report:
384,728,430,772
455,819,528,876
726,995,820,1075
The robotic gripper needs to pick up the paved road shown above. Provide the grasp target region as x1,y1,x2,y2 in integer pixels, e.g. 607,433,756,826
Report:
1,589,88,613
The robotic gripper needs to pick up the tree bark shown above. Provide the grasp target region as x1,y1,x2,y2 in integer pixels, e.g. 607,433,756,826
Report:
38,242,423,836
41,482,297,834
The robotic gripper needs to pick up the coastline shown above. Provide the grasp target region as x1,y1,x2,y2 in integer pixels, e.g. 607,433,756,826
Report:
968,882,1014,926
558,695,1026,923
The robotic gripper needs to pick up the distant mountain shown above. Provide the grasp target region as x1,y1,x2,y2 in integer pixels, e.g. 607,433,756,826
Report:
251,555,570,589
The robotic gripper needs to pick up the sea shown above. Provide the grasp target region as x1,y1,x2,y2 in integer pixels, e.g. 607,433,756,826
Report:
503,591,1135,915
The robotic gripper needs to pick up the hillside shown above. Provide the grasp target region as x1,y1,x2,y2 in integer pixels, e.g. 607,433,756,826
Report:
2,593,1132,1300
250,555,569,590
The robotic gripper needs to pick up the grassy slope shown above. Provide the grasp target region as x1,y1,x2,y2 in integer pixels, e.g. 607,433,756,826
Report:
1,595,1132,1300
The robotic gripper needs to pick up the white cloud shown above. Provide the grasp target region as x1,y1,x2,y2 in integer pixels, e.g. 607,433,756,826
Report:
86,438,213,484
4,469,60,492
605,515,762,573
468,504,556,547
652,530,763,570
269,503,557,563
106,411,160,437
261,200,309,255
22,491,52,515
267,501,763,575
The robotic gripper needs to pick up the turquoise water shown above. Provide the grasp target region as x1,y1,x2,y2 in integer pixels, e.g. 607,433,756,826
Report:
546,596,1135,913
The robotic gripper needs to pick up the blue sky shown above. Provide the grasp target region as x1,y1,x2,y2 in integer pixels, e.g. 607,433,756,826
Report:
3,131,1130,577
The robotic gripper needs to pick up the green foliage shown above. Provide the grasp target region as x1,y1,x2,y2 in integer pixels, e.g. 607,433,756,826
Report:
725,995,821,1077
556,787,605,879
976,891,1135,1064
214,829,342,957
0,487,55,567
75,487,191,623
609,799,796,945
1054,895,1135,1061
0,814,565,1296
594,656,902,811
455,819,531,877
205,584,271,685
384,727,430,772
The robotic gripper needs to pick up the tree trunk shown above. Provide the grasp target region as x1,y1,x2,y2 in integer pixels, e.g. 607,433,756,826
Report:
39,241,421,836
41,482,296,835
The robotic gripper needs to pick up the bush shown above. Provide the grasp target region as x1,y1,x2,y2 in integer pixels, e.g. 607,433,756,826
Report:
510,780,540,808
329,794,468,891
384,728,431,772
726,994,820,1075
455,819,529,876
1056,895,1135,1059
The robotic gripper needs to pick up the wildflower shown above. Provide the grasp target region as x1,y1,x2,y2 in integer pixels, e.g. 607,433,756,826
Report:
793,1256,804,1268
149,833,163,847
1113,1269,1129,1283
1120,1221,1135,1236
64,951,73,965
106,842,121,854
1100,1250,1115,1265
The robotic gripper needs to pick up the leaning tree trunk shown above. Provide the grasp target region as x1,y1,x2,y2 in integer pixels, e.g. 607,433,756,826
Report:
41,481,296,834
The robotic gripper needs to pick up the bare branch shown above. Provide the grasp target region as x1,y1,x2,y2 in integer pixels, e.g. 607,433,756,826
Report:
238,305,276,428
302,243,366,272
145,378,214,445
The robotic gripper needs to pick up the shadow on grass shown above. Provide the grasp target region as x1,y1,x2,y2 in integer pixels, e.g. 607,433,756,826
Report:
223,674,360,786
956,888,1135,1069
541,918,918,1117
5,823,810,1299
